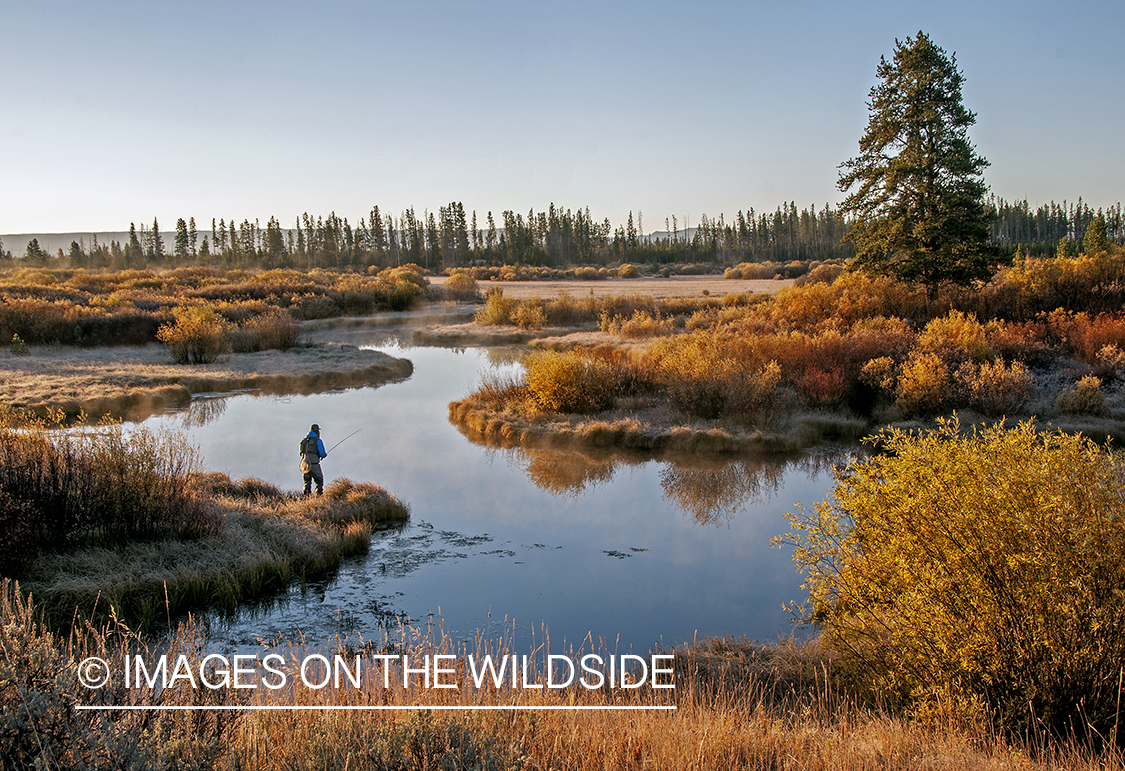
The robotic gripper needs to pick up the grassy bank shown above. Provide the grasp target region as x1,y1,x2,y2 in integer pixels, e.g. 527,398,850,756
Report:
0,342,413,422
22,474,409,629
0,411,409,627
2,579,1119,770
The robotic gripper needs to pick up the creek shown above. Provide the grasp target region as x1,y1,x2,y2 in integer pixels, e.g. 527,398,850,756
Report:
139,312,846,651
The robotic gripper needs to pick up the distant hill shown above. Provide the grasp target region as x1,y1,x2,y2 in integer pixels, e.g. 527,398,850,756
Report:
643,228,698,243
1,232,133,256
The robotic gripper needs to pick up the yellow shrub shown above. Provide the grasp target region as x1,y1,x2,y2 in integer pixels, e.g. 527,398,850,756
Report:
859,356,896,392
156,305,229,364
600,310,673,339
649,333,779,420
918,310,993,364
513,298,547,330
474,288,518,325
524,351,617,414
444,270,479,299
779,420,1125,736
895,352,950,415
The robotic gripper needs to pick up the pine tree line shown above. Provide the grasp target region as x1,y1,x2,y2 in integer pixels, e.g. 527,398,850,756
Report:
989,198,1124,255
6,197,1121,271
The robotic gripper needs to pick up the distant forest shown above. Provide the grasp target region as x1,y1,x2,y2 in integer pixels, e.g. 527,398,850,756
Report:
4,198,1122,272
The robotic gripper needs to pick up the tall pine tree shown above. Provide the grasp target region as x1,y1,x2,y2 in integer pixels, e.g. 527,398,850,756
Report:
838,32,996,301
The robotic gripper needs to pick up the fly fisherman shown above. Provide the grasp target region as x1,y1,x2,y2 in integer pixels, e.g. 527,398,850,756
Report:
300,423,327,496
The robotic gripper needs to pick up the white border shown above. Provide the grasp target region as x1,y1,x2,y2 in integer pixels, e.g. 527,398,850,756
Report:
77,705,677,712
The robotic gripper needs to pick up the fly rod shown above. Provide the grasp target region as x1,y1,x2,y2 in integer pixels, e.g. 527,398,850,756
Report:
325,429,362,455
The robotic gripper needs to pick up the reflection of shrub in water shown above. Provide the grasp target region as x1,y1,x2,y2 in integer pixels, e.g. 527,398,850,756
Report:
659,458,788,525
523,449,616,496
179,396,229,428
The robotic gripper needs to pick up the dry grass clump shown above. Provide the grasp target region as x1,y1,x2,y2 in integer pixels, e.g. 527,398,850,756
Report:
228,309,300,352
957,358,1034,415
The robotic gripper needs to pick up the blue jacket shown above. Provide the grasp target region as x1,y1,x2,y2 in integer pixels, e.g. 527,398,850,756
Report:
305,431,327,460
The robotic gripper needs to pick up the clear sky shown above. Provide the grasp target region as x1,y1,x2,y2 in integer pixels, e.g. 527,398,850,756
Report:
2,0,1122,234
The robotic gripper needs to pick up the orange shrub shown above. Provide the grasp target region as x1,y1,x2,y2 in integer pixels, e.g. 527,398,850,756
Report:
797,367,849,407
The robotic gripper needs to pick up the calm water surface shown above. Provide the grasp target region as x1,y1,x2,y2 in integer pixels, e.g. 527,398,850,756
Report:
140,318,844,651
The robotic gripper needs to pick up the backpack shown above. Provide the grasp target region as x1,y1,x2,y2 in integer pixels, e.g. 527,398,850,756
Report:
299,436,320,464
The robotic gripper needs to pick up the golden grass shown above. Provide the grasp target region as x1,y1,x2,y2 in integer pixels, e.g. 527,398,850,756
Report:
21,474,409,628
3,579,1119,770
0,342,413,422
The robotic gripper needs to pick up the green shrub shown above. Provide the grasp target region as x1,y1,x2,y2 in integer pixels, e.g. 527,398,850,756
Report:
779,419,1125,737
9,333,29,356
156,305,229,364
524,351,617,414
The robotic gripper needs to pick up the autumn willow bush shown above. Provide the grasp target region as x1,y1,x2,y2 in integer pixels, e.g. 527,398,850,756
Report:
779,419,1125,740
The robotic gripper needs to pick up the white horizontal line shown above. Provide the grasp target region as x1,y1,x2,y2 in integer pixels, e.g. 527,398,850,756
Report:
76,705,676,712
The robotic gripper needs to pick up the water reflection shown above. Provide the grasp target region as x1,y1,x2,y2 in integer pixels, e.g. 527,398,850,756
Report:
177,395,230,428
493,444,851,525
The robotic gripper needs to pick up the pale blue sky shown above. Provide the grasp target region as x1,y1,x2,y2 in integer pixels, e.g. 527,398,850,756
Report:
2,0,1121,233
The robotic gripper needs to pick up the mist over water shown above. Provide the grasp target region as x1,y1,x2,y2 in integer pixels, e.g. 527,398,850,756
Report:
140,319,844,651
